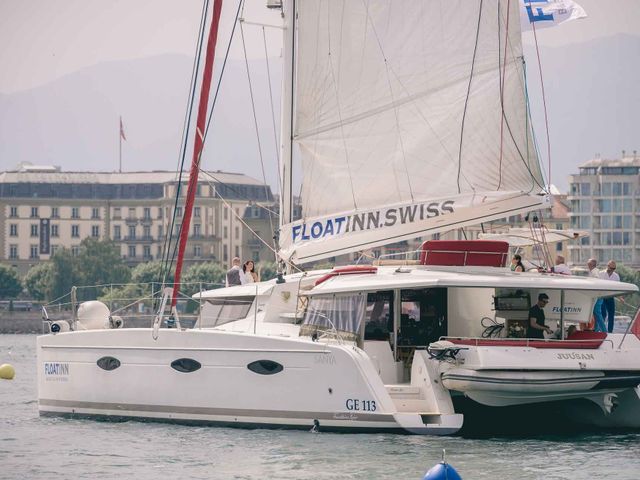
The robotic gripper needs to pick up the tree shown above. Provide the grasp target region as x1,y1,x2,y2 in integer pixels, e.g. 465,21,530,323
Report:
614,264,640,317
181,263,226,313
257,261,278,281
50,248,78,305
0,264,22,299
76,238,131,300
24,262,53,300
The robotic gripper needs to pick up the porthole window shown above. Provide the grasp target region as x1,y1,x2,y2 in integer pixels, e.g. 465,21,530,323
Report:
247,360,283,375
97,356,121,371
171,358,201,373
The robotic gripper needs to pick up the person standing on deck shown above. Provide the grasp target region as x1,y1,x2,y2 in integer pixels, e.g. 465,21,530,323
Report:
225,257,245,287
528,293,552,339
599,260,623,333
588,258,607,332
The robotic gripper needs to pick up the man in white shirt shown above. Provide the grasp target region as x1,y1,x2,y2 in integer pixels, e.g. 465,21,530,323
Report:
587,258,599,278
552,255,571,275
598,260,621,333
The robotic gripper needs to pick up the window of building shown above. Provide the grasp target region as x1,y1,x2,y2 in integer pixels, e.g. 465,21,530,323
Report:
580,183,590,196
235,226,239,239
31,224,38,237
157,207,163,219
624,216,632,229
72,246,80,257
9,245,18,259
9,206,18,218
556,242,562,252
92,207,100,219
196,184,202,196
143,225,151,238
581,237,590,246
143,245,151,259
114,225,121,240
128,225,136,239
72,207,80,219
51,245,59,256
128,245,136,258
72,225,79,237
176,206,183,217
31,207,39,218
194,206,201,218
51,224,59,237
91,225,100,237
194,245,201,257
157,225,163,238
157,245,162,257
224,208,228,220
601,216,611,229
128,207,136,219
194,224,201,237
9,224,17,237
623,183,632,196
223,226,228,239
143,207,151,220
30,244,39,259
235,246,240,258
223,244,228,262
580,200,591,213
601,183,612,196
623,198,632,212
613,183,623,196
51,207,59,218
114,207,121,219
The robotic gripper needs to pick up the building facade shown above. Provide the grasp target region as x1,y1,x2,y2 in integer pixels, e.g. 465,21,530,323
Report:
0,168,273,276
567,154,640,268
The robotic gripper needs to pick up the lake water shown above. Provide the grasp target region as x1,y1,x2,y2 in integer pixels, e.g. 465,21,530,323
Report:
1,334,639,480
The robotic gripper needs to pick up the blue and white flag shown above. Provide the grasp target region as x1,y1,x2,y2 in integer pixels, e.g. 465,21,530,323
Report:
520,0,587,31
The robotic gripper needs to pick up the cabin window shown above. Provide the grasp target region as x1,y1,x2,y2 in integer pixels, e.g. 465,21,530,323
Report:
247,360,284,375
364,291,393,341
171,358,202,373
97,356,121,371
300,293,366,342
204,296,254,327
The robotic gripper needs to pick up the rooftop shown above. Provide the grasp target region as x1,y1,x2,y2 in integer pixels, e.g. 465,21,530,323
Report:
579,154,640,169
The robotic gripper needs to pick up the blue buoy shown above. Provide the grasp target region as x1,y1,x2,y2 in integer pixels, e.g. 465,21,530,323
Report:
423,450,462,480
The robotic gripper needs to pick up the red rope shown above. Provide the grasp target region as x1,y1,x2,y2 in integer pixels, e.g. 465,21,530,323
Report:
497,0,511,190
172,0,224,308
528,1,552,186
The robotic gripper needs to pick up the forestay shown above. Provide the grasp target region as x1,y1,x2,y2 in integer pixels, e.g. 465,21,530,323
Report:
279,0,548,264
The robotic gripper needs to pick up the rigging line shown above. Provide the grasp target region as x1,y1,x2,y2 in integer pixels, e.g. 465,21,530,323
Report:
495,14,545,195
324,4,358,211
262,26,282,197
497,0,511,191
160,0,210,291
385,65,475,192
165,0,242,287
240,21,277,257
359,0,414,203
456,0,484,194
199,173,304,273
527,0,552,187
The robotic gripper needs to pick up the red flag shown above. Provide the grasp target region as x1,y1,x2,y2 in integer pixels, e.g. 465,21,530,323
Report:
120,117,126,141
631,307,640,340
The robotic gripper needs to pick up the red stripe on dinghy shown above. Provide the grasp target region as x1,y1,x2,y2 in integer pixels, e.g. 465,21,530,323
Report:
447,332,606,350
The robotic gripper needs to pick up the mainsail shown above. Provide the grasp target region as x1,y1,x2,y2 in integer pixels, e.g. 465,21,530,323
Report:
279,0,548,264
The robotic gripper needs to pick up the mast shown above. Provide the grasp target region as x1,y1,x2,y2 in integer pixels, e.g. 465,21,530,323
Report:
279,0,295,235
172,0,224,308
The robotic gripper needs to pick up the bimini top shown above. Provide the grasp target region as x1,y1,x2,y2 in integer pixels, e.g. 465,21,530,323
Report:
308,265,639,296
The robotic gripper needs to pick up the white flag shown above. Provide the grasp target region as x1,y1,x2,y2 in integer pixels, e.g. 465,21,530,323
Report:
520,0,587,31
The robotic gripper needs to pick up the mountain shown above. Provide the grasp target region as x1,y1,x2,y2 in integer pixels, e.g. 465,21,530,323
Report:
0,34,638,194
0,53,283,189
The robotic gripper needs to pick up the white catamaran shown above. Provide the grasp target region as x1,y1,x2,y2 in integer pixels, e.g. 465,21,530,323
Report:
37,0,640,435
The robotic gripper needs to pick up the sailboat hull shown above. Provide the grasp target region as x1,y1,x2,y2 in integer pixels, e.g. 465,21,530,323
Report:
37,328,461,435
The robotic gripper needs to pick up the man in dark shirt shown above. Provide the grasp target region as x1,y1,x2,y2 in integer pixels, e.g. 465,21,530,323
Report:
528,293,553,339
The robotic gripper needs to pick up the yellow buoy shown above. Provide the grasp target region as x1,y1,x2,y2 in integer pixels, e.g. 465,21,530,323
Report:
0,363,15,380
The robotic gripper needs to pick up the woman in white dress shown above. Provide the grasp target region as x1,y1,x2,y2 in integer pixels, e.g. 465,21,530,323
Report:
242,260,259,283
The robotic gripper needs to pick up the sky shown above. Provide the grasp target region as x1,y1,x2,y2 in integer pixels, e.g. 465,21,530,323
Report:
0,0,638,192
1,0,638,94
